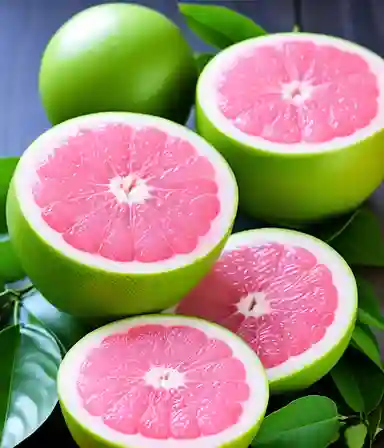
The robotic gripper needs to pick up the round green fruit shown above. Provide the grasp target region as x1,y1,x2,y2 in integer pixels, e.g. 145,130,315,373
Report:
196,32,384,225
39,3,197,125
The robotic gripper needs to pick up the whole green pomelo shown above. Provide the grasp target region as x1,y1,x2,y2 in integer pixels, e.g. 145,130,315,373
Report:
39,3,197,125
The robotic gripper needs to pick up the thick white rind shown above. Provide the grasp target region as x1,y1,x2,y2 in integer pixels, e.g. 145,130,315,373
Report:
198,32,384,154
13,112,238,274
222,228,357,383
58,315,269,448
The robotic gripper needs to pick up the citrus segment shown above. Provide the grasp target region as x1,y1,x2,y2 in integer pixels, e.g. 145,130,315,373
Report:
33,124,220,263
58,315,269,447
218,40,379,144
173,228,358,391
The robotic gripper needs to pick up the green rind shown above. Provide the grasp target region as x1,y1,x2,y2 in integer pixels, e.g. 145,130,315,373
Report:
196,33,384,224
6,178,237,318
39,4,197,125
57,315,269,448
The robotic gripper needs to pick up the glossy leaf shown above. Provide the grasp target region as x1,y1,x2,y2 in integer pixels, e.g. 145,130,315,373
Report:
330,207,384,266
0,157,19,234
310,209,360,243
368,404,382,443
356,276,384,331
22,288,92,350
194,52,214,74
344,423,367,448
0,238,24,284
331,350,384,415
251,395,340,448
179,3,267,49
0,322,61,447
352,323,383,370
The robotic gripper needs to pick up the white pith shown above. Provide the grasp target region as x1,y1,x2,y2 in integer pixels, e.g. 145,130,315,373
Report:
198,32,384,154
109,174,152,205
145,367,185,390
58,315,269,448
237,292,270,318
14,113,237,274
220,228,357,383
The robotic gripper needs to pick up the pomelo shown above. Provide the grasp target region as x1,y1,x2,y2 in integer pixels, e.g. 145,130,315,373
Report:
172,228,358,392
6,112,238,317
196,33,384,224
39,3,197,125
57,314,269,448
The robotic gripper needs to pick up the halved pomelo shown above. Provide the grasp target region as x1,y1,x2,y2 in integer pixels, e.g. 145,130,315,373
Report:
196,33,384,223
58,314,269,448
172,228,358,392
6,113,238,317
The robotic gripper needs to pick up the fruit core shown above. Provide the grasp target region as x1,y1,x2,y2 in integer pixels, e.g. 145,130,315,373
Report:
77,324,250,439
33,124,220,263
176,242,338,369
217,40,379,144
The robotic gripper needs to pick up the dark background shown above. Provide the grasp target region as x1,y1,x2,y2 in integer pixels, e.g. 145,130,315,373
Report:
0,0,383,446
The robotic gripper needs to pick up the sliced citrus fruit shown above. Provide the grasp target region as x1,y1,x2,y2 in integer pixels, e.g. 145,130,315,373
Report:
58,315,269,447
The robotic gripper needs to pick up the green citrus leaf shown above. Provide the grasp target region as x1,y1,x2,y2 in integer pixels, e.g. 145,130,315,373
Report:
0,322,61,447
331,350,384,415
179,3,267,49
352,323,383,370
0,238,24,284
251,395,340,448
309,209,360,243
194,52,214,75
355,276,384,331
0,158,19,234
330,207,384,266
368,404,382,442
22,289,92,351
344,423,367,448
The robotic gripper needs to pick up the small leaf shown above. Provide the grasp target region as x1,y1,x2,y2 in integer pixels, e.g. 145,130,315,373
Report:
331,350,384,415
331,357,365,413
22,289,92,350
194,52,215,74
309,209,360,243
0,322,61,447
0,238,24,284
352,323,383,370
179,3,267,49
330,207,384,266
368,405,382,442
0,158,19,234
251,395,340,448
292,24,301,32
355,276,384,331
344,423,367,448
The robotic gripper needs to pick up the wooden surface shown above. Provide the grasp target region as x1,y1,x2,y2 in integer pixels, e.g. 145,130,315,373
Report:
0,0,382,446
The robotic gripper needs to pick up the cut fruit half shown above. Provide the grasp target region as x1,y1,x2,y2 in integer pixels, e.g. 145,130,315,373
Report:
6,112,238,317
196,32,384,223
172,228,358,392
58,315,269,448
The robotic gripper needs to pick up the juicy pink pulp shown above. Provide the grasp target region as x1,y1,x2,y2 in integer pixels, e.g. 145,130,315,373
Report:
218,40,379,143
33,124,220,262
78,324,249,439
176,243,338,369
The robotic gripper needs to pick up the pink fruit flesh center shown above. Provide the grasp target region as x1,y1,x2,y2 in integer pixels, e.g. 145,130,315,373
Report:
218,40,379,143
78,324,250,439
176,243,338,369
33,124,220,262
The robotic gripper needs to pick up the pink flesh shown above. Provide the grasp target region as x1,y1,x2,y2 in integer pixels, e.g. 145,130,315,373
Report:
78,324,249,439
176,243,338,369
33,125,220,262
218,40,379,143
